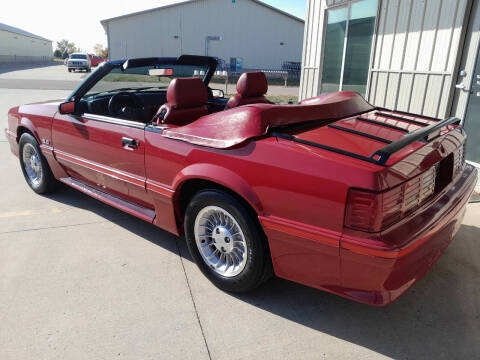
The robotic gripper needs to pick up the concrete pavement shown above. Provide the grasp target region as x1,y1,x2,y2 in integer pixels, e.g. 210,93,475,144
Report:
0,66,479,360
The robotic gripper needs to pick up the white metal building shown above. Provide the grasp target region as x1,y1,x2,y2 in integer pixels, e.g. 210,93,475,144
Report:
0,23,53,63
101,0,304,70
300,0,480,164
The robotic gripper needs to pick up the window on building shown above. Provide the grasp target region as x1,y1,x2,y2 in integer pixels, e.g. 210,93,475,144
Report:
320,0,378,96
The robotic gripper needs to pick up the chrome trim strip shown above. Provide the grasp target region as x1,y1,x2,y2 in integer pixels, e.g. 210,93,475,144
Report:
80,113,146,129
54,149,145,188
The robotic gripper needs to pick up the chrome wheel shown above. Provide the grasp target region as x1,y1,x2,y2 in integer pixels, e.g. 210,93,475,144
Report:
194,206,248,277
22,143,43,187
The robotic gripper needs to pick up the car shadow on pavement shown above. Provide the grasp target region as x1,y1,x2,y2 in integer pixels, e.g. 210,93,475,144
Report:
0,62,59,75
46,186,480,360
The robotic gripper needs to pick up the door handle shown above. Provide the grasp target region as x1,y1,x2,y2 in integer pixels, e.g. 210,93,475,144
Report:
122,137,139,149
455,83,470,91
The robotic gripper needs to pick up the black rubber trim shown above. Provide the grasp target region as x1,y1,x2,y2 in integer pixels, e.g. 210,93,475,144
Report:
371,117,461,164
327,124,392,144
376,107,440,121
356,116,409,133
375,111,430,126
274,116,461,166
273,132,382,165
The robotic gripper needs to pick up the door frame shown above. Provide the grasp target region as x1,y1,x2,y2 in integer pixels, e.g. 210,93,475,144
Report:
450,0,480,167
451,0,480,122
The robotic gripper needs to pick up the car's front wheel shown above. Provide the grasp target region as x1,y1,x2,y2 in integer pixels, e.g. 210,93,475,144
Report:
184,190,270,293
19,133,58,194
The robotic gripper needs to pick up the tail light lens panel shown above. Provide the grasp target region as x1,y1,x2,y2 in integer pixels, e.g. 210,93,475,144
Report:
345,166,437,233
453,142,466,177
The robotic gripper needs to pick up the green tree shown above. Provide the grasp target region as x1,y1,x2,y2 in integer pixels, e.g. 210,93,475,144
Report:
93,43,108,58
55,39,79,55
53,49,62,58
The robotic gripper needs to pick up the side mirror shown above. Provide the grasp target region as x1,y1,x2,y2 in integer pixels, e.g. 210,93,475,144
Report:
58,101,76,115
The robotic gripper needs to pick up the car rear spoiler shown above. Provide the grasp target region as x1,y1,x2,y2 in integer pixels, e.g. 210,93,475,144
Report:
273,114,461,166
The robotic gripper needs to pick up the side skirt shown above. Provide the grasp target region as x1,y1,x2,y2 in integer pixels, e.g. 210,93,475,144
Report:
59,177,156,223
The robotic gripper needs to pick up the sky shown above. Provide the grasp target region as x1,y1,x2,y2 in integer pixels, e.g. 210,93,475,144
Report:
1,0,306,53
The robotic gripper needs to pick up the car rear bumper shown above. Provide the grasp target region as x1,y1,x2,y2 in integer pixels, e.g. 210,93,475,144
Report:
4,128,18,157
338,164,477,306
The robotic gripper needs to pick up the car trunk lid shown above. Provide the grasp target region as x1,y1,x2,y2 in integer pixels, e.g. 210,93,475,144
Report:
277,109,461,168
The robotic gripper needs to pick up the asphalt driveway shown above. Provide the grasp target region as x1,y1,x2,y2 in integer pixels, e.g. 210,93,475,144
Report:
0,65,479,360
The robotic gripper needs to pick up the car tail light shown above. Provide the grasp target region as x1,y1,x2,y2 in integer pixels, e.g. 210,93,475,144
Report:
345,166,436,232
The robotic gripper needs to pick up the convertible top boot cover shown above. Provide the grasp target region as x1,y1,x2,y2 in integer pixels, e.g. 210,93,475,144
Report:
162,91,375,148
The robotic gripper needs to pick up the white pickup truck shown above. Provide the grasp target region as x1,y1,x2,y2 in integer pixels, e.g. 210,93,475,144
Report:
67,53,91,73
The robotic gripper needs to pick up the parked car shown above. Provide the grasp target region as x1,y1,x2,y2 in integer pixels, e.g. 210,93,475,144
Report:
4,55,477,306
88,54,106,67
67,53,91,72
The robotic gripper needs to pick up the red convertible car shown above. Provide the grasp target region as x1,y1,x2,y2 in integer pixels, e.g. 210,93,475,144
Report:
5,55,477,306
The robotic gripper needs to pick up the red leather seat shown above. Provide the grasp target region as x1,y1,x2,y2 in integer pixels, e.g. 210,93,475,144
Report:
226,71,274,108
154,77,209,126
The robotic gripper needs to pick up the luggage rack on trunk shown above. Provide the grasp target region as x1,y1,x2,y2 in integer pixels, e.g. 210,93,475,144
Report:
272,110,461,166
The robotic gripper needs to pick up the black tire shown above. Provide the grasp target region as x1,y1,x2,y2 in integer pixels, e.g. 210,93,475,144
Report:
68,69,72,72
184,189,271,293
18,133,58,194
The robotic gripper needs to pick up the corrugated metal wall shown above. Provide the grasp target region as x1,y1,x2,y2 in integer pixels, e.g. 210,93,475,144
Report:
300,0,324,99
0,30,53,61
368,0,470,118
300,0,471,119
106,0,304,70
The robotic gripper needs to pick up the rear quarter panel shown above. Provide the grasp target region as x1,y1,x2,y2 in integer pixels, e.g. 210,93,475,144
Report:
145,132,383,289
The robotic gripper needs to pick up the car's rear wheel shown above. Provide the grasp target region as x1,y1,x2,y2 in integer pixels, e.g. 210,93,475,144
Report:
184,190,270,293
68,69,71,72
19,133,58,194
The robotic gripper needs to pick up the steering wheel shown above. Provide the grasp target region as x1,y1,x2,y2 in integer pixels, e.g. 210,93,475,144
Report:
108,92,144,116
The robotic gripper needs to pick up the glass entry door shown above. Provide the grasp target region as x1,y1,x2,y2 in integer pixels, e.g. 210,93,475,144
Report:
464,53,480,164
320,0,378,96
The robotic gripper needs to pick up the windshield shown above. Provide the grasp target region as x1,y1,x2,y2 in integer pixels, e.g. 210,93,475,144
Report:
71,54,87,60
84,63,210,97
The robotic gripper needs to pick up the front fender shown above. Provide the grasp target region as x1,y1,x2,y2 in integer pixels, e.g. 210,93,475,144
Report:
172,163,264,214
18,116,41,143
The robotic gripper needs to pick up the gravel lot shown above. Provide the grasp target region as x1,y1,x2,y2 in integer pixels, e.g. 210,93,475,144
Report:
1,65,479,360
